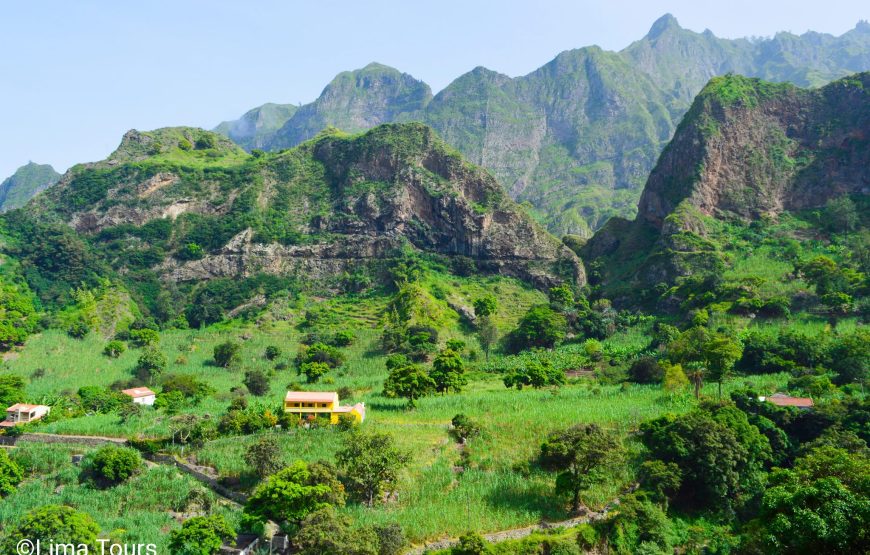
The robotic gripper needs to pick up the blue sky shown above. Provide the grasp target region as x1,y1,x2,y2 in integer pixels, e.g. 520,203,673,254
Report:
1,0,868,179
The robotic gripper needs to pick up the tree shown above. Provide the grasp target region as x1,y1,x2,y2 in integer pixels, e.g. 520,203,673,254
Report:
548,284,575,310
294,506,379,555
84,444,142,485
135,347,167,384
825,195,859,233
300,361,330,383
430,349,467,394
702,333,742,399
638,460,682,509
629,357,664,384
161,374,215,402
168,514,235,555
382,363,435,409
503,359,565,390
244,460,344,525
243,370,270,396
640,407,770,513
213,341,241,368
243,435,284,479
506,304,567,353
661,363,689,394
78,386,126,414
336,429,411,506
301,342,345,368
1,505,100,553
373,523,406,555
472,296,498,318
539,423,623,512
477,317,499,362
0,373,26,407
0,448,24,496
103,340,126,358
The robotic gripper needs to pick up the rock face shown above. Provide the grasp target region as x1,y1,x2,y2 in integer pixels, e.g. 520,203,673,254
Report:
0,162,60,212
216,15,870,236
33,123,583,290
584,72,870,291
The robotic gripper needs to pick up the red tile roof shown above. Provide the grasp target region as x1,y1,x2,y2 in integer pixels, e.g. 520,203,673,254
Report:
764,393,814,408
121,387,156,398
6,403,45,412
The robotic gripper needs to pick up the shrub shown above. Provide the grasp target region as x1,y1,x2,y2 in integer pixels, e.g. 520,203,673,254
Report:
168,514,235,555
129,328,160,347
450,414,481,443
103,340,126,358
84,445,142,485
244,370,270,396
213,340,242,368
264,345,282,360
453,532,490,555
300,362,330,383
0,505,100,553
330,330,355,347
0,448,24,496
67,320,90,339
300,342,345,369
629,357,664,384
506,304,567,353
161,374,214,401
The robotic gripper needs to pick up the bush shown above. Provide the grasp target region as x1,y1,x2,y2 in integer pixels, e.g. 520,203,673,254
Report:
168,514,235,555
103,340,126,358
453,532,490,555
299,342,345,369
450,414,481,443
84,445,142,485
244,370,270,396
506,304,567,353
129,328,159,347
0,448,24,496
330,330,355,347
264,345,282,360
300,362,330,383
213,341,242,368
629,357,664,384
161,374,214,402
67,320,90,339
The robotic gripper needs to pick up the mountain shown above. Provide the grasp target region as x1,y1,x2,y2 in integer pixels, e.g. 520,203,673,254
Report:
0,162,60,212
583,72,870,304
216,15,870,237
214,103,298,150
9,123,580,316
260,63,432,150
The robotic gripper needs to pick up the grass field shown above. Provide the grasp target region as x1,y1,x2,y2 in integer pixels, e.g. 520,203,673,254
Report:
0,318,791,542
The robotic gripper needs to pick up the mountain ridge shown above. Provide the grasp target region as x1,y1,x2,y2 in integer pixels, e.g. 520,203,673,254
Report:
215,15,870,237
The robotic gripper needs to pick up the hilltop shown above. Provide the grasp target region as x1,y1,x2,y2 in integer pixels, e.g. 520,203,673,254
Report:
0,162,60,212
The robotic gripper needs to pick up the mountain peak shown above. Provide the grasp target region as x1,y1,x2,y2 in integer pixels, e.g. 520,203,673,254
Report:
0,161,60,212
646,13,681,39
855,19,870,33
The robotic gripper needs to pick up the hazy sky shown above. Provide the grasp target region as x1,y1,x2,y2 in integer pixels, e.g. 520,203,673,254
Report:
1,0,868,179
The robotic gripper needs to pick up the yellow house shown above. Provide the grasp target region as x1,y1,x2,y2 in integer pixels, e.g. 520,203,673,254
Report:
283,391,366,424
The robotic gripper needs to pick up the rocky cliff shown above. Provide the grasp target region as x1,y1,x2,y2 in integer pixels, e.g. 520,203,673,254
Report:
26,123,582,292
216,15,870,237
0,162,60,212
584,72,870,296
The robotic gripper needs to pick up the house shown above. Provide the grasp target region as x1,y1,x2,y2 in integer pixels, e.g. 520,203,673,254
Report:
759,393,814,409
219,534,259,555
283,391,366,424
1,403,51,427
122,387,156,406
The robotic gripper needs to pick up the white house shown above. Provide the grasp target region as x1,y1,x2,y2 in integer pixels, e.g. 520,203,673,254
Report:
122,387,157,406
1,403,51,427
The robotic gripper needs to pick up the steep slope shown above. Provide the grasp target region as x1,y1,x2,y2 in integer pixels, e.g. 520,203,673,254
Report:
214,103,298,150
10,124,580,317
219,15,870,237
266,63,432,150
584,72,870,302
0,162,60,212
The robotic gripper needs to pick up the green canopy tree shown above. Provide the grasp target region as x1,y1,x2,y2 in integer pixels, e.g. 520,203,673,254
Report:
382,363,435,409
702,333,743,399
430,348,467,394
0,448,24,496
168,514,236,555
244,460,345,526
539,423,623,512
336,429,410,506
2,505,100,553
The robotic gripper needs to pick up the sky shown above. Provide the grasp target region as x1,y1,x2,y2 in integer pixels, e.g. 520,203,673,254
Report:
1,0,868,179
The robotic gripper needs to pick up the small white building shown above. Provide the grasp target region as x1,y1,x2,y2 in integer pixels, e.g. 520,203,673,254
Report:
122,387,157,406
1,403,51,427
